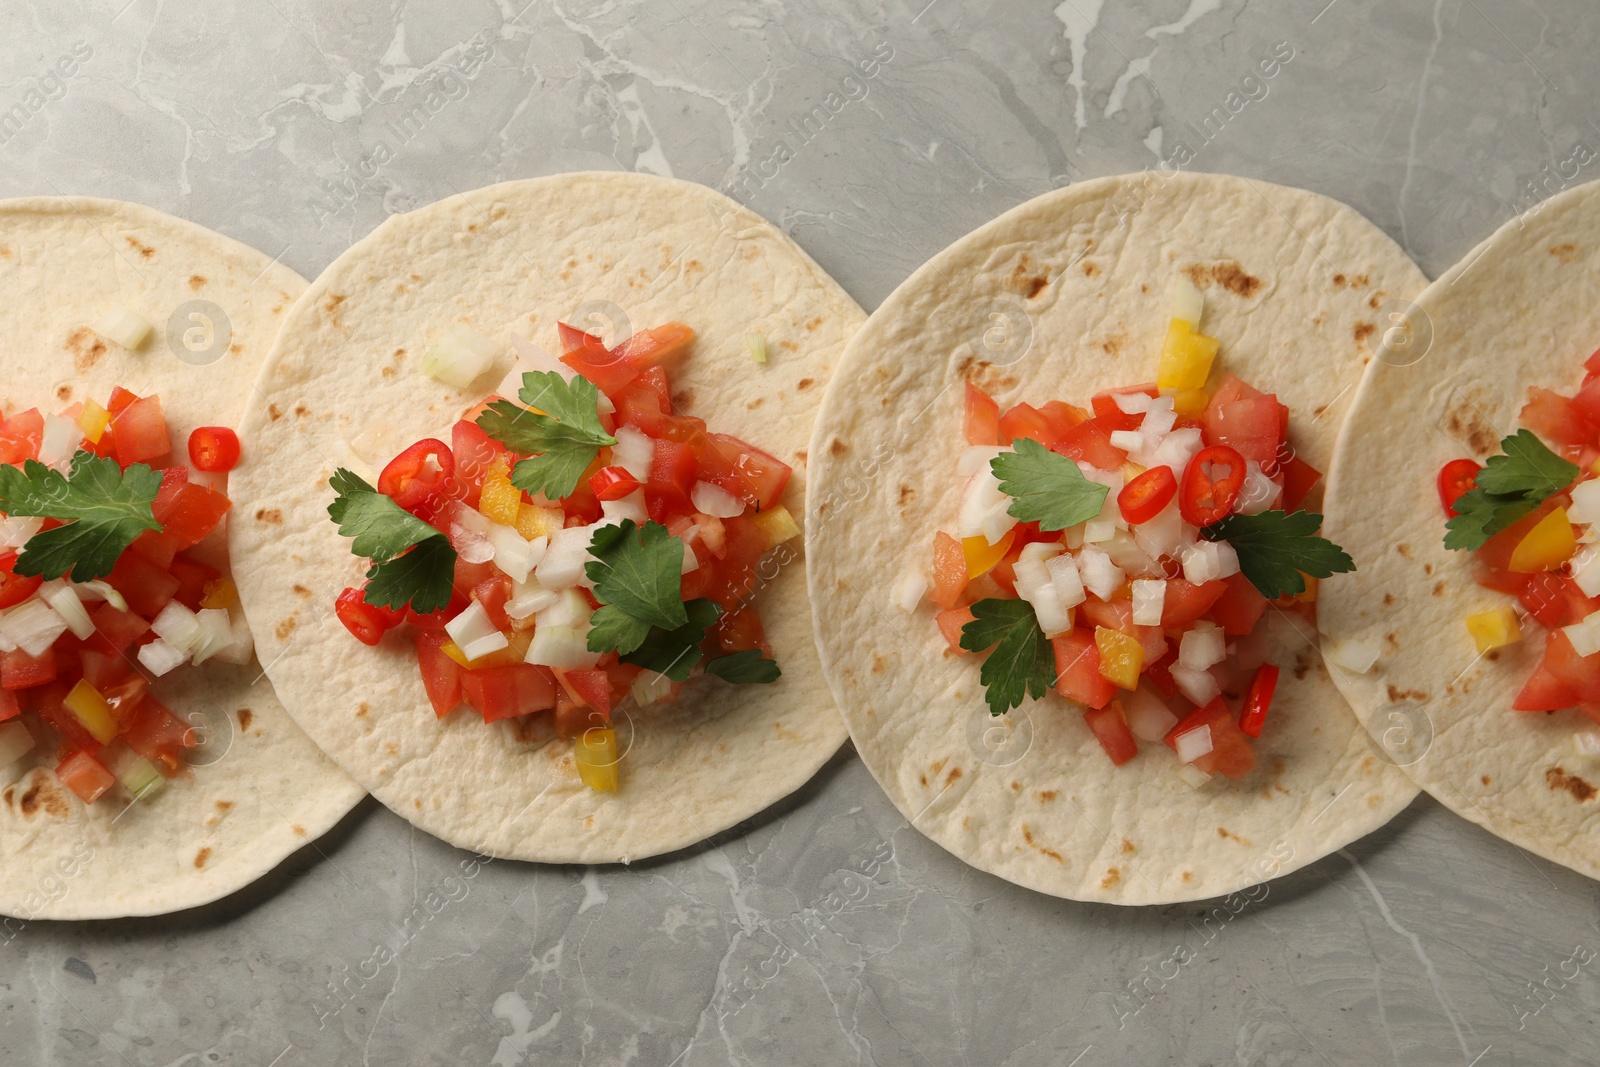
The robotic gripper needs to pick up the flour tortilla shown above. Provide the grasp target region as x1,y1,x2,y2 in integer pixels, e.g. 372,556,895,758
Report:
806,172,1424,904
228,173,862,863
1321,178,1600,881
0,197,364,919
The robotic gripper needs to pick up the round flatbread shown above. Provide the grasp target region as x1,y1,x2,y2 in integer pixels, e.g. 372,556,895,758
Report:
229,172,863,863
0,197,363,919
807,171,1424,904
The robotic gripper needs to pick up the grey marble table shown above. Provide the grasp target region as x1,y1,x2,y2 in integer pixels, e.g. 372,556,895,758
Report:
3,1,1599,1063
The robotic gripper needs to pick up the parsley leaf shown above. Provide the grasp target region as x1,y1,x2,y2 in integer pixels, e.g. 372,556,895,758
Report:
584,520,688,633
587,604,651,657
475,371,617,499
705,649,781,684
327,468,458,612
990,438,1109,531
0,451,162,582
1444,429,1579,551
1201,509,1355,599
959,598,1055,716
619,598,723,681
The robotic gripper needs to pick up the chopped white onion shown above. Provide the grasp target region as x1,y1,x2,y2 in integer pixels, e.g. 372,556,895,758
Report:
190,608,235,664
137,637,189,677
1105,530,1160,578
1015,557,1073,637
0,720,33,768
1179,622,1226,671
0,516,42,549
450,522,495,565
1132,497,1186,561
958,445,1007,476
1109,429,1145,452
1237,461,1282,515
443,501,490,535
979,498,1019,546
486,523,541,584
691,480,744,518
632,670,675,706
37,416,80,468
94,307,153,350
1140,396,1177,438
1327,636,1381,674
40,582,94,639
959,468,1016,544
73,580,128,612
1124,687,1178,741
1,599,69,657
1168,276,1204,325
536,588,593,630
536,525,593,589
1077,546,1125,601
445,600,503,655
211,613,254,665
423,326,499,389
1170,663,1221,705
612,426,654,480
1181,539,1240,583
1173,723,1214,764
680,536,699,575
1018,541,1064,562
1112,391,1154,415
1149,427,1204,477
1564,611,1600,658
1083,519,1118,544
1573,546,1600,598
894,568,929,613
1131,579,1166,626
1045,553,1086,608
505,580,559,621
508,333,576,382
1569,480,1600,525
745,332,768,364
598,492,649,529
1575,732,1600,757
525,624,599,670
1174,762,1213,788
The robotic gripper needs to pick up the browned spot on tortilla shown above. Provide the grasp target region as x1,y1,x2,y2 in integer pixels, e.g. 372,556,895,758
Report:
293,824,307,836
830,439,847,456
795,450,806,463
1294,662,1309,679
1443,398,1499,455
292,584,311,598
945,766,962,785
1078,264,1096,280
268,404,283,421
796,378,815,391
194,847,211,868
0,247,10,257
256,508,282,524
779,340,798,351
871,655,887,674
1383,593,1395,606
294,403,309,418
1038,789,1058,802
415,799,423,809
355,704,368,718
919,773,927,786
899,485,914,504
930,757,947,775
1182,871,1194,883
1396,544,1412,559
19,776,68,818
1121,838,1135,854
805,317,824,332
1550,243,1580,263
126,236,154,259
67,327,107,372
1333,273,1346,287
188,274,206,290
236,708,253,731
2,787,11,806
1351,274,1370,287
1481,775,1492,786
1386,684,1428,702
747,397,764,410
1184,260,1261,298
1385,632,1398,648
1548,766,1597,801
56,385,72,401
1486,649,1501,662
1021,824,1036,845
673,390,695,409
1354,322,1376,344
1433,580,1446,596
1424,563,1434,575
1100,867,1120,887
1101,333,1128,357
1217,826,1249,844
1010,780,1022,792
275,617,296,640
385,742,398,755
817,502,829,516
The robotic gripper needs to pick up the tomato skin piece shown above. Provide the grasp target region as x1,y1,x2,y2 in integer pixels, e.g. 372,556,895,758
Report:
57,751,115,804
557,668,614,717
644,438,698,520
703,433,790,510
1118,465,1177,525
1539,629,1600,704
560,345,637,394
84,604,149,656
1052,628,1116,709
106,551,180,619
1203,394,1282,468
930,531,968,610
0,688,18,722
2,646,56,691
1179,445,1248,526
998,403,1055,449
610,323,695,369
151,475,232,549
379,438,456,522
589,465,642,501
415,631,464,718
335,586,402,645
1238,664,1279,738
1160,579,1227,629
1518,573,1598,629
1055,418,1128,471
169,554,220,611
0,550,42,609
1206,572,1268,636
110,394,170,467
462,663,558,723
964,383,1001,446
0,406,43,463
936,606,975,653
1520,387,1592,448
1144,645,1180,698
1437,458,1481,518
187,426,240,472
1084,700,1140,765
1513,657,1577,712
1281,455,1322,511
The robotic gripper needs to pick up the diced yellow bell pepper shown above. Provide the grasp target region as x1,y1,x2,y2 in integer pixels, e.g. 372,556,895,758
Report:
441,629,532,669
1465,606,1521,653
575,728,619,791
1121,462,1147,483
751,504,801,544
963,528,1016,580
200,578,238,609
478,456,523,527
516,503,563,541
77,399,111,444
1294,574,1319,603
1509,506,1577,573
1157,318,1219,391
1172,387,1209,418
64,679,118,745
1095,627,1143,690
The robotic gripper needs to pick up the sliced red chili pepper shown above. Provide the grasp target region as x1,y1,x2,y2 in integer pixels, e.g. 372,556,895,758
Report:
589,465,642,501
378,438,456,521
1437,458,1481,518
187,426,241,472
1117,465,1177,525
335,586,403,646
0,550,42,609
1239,663,1280,739
1179,444,1248,526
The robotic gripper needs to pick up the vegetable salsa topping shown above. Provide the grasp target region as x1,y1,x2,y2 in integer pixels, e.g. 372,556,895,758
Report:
1439,346,1600,731
913,279,1354,781
0,387,249,806
330,321,791,792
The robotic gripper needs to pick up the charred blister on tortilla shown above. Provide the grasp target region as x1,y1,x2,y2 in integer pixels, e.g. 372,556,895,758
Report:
0,382,254,809
327,317,802,792
898,276,1355,782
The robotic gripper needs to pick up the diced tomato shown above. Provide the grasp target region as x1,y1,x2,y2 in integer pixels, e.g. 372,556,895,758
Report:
936,606,975,653
1084,700,1139,766
931,531,968,610
998,403,1057,449
1518,573,1598,629
702,433,790,511
56,751,115,804
1144,645,1180,698
335,587,402,646
1080,596,1133,634
106,551,180,618
1436,458,1481,518
415,631,464,717
0,550,42,609
110,395,170,466
712,604,768,656
448,419,507,509
1539,629,1600,705
1203,394,1282,468
1055,418,1127,471
1479,496,1566,575
78,649,129,691
611,323,695,369
84,604,149,656
1160,579,1228,628
2,646,55,691
644,438,698,520
0,406,42,464
1514,657,1577,712
1089,385,1157,432
964,383,1001,446
187,426,240,472
152,476,231,549
1179,445,1248,526
105,387,139,416
589,465,642,501
101,674,148,726
1118,465,1177,525
461,663,558,723
1521,387,1592,447
473,574,513,632
0,688,17,722
558,668,613,717
169,554,220,611
1238,664,1279,738
122,699,195,775
1282,455,1322,511
560,340,637,394
1568,376,1600,429
379,438,456,521
1164,697,1256,779
1208,375,1262,407
602,659,642,696
553,694,608,739
1207,572,1268,636
1051,628,1116,709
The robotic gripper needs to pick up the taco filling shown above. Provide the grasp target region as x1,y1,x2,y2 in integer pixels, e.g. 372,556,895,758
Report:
329,320,791,791
0,384,249,806
1438,347,1600,729
912,280,1355,779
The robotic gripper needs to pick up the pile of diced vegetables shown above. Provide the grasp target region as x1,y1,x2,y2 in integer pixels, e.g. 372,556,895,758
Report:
331,321,792,791
0,377,250,806
900,280,1354,781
